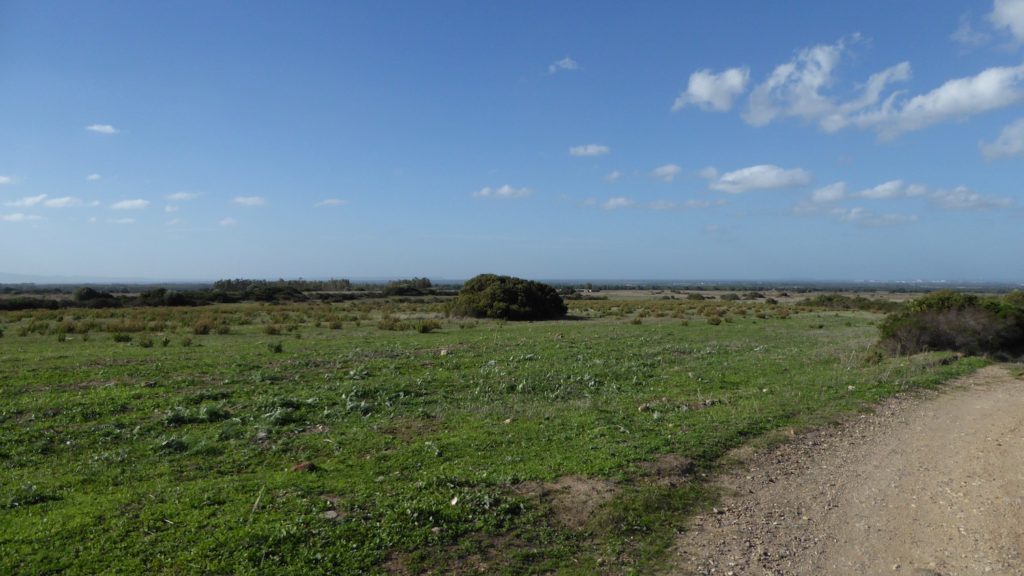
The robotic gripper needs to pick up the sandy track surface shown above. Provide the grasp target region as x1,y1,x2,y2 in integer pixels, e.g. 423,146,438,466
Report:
671,365,1024,576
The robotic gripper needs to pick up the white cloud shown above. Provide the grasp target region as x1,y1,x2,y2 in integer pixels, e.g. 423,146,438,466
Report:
86,173,102,182
1,212,43,222
569,144,610,157
672,67,750,112
855,180,927,199
951,13,991,47
548,57,579,74
706,164,812,194
991,0,1024,42
109,218,135,224
858,180,907,199
744,35,860,127
219,217,238,226
981,117,1024,158
832,206,918,227
233,195,266,206
930,186,1014,210
44,196,83,208
166,218,181,226
605,170,623,182
166,192,199,201
0,176,12,185
811,182,848,203
602,197,634,210
111,199,150,210
651,164,682,182
473,185,532,199
315,198,350,207
854,64,1024,138
5,194,47,207
85,124,119,135
165,205,179,213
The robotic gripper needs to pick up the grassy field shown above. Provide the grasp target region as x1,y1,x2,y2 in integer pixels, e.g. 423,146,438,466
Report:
0,296,983,574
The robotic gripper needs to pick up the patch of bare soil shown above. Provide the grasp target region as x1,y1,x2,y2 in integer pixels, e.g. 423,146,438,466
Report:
670,365,1024,575
515,475,618,529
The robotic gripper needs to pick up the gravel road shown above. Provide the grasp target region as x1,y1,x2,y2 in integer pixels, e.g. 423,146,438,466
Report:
671,365,1024,576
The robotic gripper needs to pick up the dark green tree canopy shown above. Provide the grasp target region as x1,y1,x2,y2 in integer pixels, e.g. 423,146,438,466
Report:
449,274,567,320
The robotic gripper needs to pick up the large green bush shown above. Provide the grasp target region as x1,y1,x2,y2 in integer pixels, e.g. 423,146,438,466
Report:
449,274,567,320
879,290,1024,358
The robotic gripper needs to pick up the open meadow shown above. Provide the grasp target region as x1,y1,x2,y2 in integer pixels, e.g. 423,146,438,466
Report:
0,294,983,574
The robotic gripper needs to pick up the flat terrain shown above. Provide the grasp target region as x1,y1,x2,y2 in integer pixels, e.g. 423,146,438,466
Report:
673,365,1024,575
0,297,986,573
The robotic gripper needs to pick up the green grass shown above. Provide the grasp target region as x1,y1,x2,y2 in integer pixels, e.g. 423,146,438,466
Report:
0,301,983,574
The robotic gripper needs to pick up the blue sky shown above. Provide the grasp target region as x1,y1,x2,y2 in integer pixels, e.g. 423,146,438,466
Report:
2,1,1023,282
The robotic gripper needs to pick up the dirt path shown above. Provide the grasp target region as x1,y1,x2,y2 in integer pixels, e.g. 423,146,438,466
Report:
671,365,1024,576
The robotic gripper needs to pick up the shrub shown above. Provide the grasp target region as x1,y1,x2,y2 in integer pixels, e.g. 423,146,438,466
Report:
449,274,567,321
268,342,284,353
878,290,1024,358
416,319,442,333
378,316,406,331
193,318,213,335
112,333,132,343
138,335,155,348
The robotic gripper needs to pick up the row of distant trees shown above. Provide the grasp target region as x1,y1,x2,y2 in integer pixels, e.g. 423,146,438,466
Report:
212,278,352,292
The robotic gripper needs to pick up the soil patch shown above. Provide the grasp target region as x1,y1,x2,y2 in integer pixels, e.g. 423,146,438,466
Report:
515,475,618,529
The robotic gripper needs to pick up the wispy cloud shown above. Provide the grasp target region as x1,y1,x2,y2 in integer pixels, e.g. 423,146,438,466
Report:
548,56,579,74
111,199,150,210
930,186,1014,210
704,164,812,194
854,64,1024,139
602,197,634,210
5,194,47,207
811,182,848,203
697,166,719,180
690,33,1024,139
219,217,237,226
315,198,349,207
981,117,1024,158
856,180,926,199
569,144,610,157
0,176,12,185
233,196,266,206
650,164,682,182
44,196,83,208
166,192,200,201
473,185,532,199
605,170,623,182
109,218,135,224
165,205,179,213
86,173,102,181
672,67,750,112
832,206,918,227
85,124,119,135
951,12,991,47
1,212,43,222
